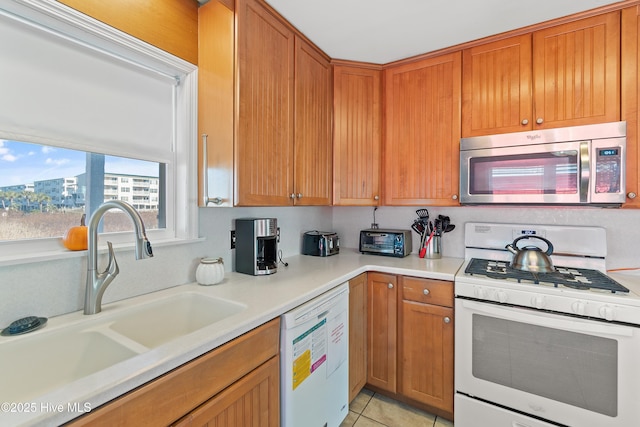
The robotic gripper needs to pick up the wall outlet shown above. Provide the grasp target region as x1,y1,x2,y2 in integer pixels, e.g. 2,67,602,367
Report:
230,230,236,249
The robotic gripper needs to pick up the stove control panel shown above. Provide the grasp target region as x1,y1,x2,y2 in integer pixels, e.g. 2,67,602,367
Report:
455,280,640,324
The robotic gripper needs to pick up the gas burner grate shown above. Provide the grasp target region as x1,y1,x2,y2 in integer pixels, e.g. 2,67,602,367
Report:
465,258,629,293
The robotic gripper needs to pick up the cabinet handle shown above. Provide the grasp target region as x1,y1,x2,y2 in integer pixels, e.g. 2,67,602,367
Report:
374,195,380,201
536,118,544,125
289,193,296,199
443,317,451,324
388,283,394,289
521,119,529,125
628,192,637,199
201,134,223,206
452,194,458,200
297,193,303,199
423,289,430,295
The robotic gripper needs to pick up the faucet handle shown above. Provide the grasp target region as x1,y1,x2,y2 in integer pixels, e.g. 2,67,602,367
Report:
106,241,120,276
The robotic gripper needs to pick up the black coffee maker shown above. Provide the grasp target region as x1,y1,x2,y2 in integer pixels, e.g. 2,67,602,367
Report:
235,218,278,275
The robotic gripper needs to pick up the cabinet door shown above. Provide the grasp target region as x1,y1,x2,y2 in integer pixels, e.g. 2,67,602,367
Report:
349,272,367,402
462,34,533,137
533,12,620,129
236,0,294,206
293,36,333,205
384,52,462,206
198,0,234,207
172,356,280,427
367,272,397,392
333,65,382,205
399,300,454,415
622,5,640,207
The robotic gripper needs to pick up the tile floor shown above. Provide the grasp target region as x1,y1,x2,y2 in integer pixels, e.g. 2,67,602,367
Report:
340,388,454,427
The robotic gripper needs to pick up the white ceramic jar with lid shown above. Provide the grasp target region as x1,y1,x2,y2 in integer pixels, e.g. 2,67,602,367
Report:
196,257,225,285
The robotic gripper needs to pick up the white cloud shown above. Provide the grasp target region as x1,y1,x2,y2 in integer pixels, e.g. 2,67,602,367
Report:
45,158,70,166
41,146,55,154
2,154,17,162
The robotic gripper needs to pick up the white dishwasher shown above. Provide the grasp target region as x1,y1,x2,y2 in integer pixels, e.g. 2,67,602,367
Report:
281,282,349,427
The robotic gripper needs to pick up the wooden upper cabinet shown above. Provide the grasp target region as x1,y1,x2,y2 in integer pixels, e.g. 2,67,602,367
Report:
533,12,620,129
198,0,235,207
293,37,333,205
622,5,640,207
462,35,533,137
333,65,382,205
384,53,462,206
463,12,620,137
235,0,295,206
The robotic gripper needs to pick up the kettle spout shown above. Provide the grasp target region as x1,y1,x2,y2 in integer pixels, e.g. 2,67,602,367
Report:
505,243,517,255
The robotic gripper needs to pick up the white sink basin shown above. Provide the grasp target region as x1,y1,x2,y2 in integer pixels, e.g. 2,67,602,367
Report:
108,292,246,348
0,329,138,402
0,290,246,404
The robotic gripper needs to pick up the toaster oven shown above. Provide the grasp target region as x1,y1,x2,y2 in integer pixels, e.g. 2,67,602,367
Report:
359,229,412,257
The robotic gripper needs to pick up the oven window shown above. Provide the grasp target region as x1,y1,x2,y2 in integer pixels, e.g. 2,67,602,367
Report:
472,314,617,416
469,152,578,195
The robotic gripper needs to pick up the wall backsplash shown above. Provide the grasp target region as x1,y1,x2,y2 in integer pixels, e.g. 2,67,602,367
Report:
332,205,640,271
1,204,639,326
0,206,332,326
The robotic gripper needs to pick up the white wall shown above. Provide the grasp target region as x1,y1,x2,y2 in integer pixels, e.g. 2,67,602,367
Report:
2,204,640,326
0,206,332,326
333,205,640,270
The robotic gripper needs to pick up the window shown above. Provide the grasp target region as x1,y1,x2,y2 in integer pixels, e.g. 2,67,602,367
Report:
0,1,197,262
0,140,164,240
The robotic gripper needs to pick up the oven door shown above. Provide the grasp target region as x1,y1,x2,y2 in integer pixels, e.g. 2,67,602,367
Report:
455,298,640,427
460,141,584,204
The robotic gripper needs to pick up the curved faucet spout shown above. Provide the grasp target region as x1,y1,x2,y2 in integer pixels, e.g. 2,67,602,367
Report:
84,200,153,315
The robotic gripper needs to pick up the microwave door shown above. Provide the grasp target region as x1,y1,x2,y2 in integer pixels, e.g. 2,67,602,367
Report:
461,141,583,204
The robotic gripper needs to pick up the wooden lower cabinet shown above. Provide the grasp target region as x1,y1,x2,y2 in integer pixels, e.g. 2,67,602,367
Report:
349,272,368,402
367,272,398,393
172,356,279,426
365,273,454,420
66,319,280,426
399,277,454,417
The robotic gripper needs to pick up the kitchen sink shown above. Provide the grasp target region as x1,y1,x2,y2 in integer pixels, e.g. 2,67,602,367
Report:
108,292,246,348
0,329,139,402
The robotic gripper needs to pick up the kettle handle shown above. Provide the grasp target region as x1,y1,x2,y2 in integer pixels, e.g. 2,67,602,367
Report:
509,235,554,255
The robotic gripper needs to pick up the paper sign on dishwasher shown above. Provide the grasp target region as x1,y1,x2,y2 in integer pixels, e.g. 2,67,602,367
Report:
291,318,327,390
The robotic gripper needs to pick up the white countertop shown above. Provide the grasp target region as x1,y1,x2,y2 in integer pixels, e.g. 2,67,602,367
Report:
2,250,463,427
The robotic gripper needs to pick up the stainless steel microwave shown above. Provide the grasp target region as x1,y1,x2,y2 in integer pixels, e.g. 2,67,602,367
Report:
459,122,627,206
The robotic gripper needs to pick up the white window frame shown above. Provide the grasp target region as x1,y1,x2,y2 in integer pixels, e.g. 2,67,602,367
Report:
0,0,198,265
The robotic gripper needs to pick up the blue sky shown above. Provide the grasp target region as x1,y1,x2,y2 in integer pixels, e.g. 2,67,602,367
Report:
0,140,159,187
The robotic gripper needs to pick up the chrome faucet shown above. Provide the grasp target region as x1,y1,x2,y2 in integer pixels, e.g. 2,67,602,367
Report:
84,200,153,315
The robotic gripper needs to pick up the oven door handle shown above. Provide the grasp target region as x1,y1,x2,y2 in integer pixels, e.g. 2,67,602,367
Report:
461,300,634,337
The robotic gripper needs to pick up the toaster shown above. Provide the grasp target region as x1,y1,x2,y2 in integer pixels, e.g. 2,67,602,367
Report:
302,231,340,257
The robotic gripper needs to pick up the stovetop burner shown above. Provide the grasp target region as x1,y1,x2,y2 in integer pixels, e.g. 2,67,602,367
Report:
465,258,629,293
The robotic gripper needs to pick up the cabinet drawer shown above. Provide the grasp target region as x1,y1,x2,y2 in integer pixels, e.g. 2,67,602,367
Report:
401,276,453,307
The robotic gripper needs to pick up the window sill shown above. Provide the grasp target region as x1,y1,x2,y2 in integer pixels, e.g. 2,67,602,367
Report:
0,237,205,268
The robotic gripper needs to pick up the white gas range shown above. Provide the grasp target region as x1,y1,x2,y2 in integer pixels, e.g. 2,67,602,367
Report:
454,222,640,427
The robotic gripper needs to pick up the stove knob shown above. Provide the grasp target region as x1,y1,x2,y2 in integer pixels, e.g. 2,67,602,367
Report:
496,290,508,303
599,305,615,321
531,295,546,309
474,287,487,299
571,301,586,315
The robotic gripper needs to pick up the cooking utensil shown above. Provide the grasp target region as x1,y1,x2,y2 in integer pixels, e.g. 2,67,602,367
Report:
505,235,555,273
411,220,425,235
416,208,429,219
